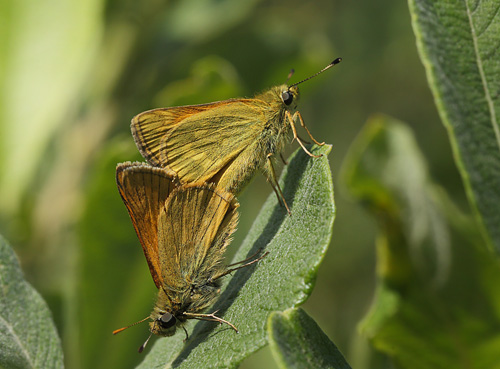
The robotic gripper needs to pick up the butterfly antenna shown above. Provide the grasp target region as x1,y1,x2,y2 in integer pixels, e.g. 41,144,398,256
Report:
286,68,295,84
138,331,154,353
289,57,342,88
112,316,150,335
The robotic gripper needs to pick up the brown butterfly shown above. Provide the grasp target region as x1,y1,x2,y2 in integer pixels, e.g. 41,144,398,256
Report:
131,58,341,214
114,162,266,352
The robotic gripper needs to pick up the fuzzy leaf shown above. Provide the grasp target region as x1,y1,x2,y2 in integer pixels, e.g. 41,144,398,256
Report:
408,0,500,251
0,235,64,369
136,144,335,368
268,308,351,369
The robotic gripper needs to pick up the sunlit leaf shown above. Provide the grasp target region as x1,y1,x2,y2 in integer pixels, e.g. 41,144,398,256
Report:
268,308,351,369
137,144,335,368
409,0,500,251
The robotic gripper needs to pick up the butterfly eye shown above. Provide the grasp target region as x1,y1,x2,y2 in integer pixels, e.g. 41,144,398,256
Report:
281,90,294,105
159,312,176,329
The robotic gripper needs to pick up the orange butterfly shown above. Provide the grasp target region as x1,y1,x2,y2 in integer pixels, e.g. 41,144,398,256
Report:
114,162,266,351
131,59,341,214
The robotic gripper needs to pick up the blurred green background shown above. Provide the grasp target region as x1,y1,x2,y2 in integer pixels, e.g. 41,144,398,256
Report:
0,0,466,368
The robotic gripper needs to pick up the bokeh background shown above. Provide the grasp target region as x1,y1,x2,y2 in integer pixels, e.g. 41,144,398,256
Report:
0,0,466,368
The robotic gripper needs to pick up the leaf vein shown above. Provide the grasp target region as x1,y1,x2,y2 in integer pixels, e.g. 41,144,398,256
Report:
465,0,500,151
0,314,35,368
476,2,500,36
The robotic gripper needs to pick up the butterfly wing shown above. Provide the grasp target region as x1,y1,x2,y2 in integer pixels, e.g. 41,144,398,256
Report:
116,162,176,289
132,102,230,167
156,184,239,292
131,99,268,183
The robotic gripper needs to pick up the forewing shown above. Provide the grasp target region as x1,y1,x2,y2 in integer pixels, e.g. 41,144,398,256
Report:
116,162,177,289
163,100,267,183
132,100,242,167
157,184,239,292
132,99,267,182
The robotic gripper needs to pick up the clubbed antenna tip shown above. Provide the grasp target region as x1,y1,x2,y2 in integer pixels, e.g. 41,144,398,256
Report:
289,57,343,87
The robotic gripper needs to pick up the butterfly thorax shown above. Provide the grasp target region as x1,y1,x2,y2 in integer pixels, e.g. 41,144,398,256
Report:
212,85,301,194
256,84,300,149
149,277,222,337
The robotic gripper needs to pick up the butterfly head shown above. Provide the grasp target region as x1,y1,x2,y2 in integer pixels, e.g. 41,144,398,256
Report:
280,58,342,110
280,85,300,110
150,310,178,337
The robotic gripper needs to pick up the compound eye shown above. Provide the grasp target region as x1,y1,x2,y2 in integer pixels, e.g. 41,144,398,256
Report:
281,90,293,105
159,313,176,329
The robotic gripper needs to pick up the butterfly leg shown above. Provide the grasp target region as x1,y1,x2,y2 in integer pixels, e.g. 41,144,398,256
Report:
286,111,322,158
296,134,311,145
280,152,288,165
267,153,291,215
182,326,189,342
227,248,265,267
293,111,325,146
183,311,239,333
270,180,283,207
213,249,270,280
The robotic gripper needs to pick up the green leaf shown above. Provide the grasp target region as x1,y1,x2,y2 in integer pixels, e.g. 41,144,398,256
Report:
408,0,500,251
342,115,455,286
0,235,64,369
268,308,352,369
342,116,500,369
136,144,335,368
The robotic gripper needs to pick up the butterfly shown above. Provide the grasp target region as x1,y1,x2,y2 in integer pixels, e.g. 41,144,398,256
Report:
131,58,341,214
114,162,266,351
